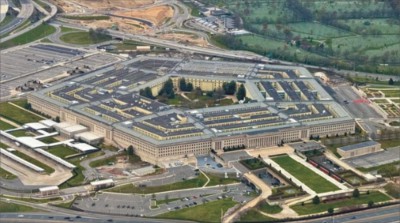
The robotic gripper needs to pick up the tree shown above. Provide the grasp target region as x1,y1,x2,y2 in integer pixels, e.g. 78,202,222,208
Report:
223,81,236,95
312,195,320,205
236,84,246,101
353,188,360,198
151,193,156,200
327,207,334,215
140,87,154,99
179,78,187,91
158,78,175,99
55,116,60,123
368,200,374,207
127,145,134,156
186,83,193,92
388,78,394,85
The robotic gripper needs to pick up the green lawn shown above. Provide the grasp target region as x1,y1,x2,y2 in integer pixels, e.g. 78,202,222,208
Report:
89,155,117,168
0,120,15,130
0,195,62,203
258,201,282,214
60,26,82,33
0,102,43,124
0,167,17,179
60,32,112,45
291,191,391,215
0,24,56,49
62,15,110,20
9,130,33,137
0,201,37,212
206,173,240,186
237,209,276,222
377,139,400,149
384,183,400,199
39,137,59,144
240,158,267,170
157,198,237,223
271,155,339,193
107,173,208,194
47,145,78,158
156,198,181,206
14,151,55,174
59,151,105,188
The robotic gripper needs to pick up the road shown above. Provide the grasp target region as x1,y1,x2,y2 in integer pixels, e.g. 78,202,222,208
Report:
0,0,57,42
303,204,400,223
0,0,8,23
0,0,34,35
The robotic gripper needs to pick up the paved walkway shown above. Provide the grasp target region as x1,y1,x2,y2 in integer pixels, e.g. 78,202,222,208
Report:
223,172,272,223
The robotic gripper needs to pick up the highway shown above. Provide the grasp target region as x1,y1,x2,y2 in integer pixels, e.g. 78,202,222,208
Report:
0,0,57,42
0,0,8,23
303,204,400,223
0,0,34,35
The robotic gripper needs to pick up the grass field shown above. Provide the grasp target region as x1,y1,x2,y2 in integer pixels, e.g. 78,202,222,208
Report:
59,151,104,188
60,32,112,45
0,120,15,130
9,130,33,137
0,195,62,204
0,102,43,124
237,209,276,222
157,198,237,223
47,145,78,158
258,201,282,214
14,151,55,174
384,183,400,199
0,24,56,49
291,191,391,215
107,173,208,194
0,167,17,179
62,15,110,20
203,0,400,75
377,139,400,149
0,201,37,212
271,155,339,193
206,173,240,186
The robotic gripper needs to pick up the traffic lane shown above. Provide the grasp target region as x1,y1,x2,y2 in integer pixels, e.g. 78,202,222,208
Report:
304,204,400,223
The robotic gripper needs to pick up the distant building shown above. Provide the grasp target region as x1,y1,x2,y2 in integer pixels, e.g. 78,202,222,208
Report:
39,186,59,197
90,179,115,191
338,141,381,158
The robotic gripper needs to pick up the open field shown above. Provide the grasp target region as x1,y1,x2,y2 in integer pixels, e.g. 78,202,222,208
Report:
107,174,208,194
237,209,276,222
205,173,240,186
290,191,391,215
60,31,111,45
204,0,400,75
0,167,17,179
157,198,237,223
271,155,339,193
384,183,400,199
0,24,56,49
0,102,43,124
47,145,78,158
0,120,15,130
0,201,37,212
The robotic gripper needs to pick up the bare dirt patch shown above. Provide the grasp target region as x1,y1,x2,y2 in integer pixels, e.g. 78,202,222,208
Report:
157,33,208,47
116,5,173,26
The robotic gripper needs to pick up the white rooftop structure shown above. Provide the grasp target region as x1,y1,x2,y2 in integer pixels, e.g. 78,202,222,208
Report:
16,137,47,149
0,148,44,172
64,125,87,133
40,119,58,128
75,132,103,143
67,142,98,153
23,122,49,130
54,122,74,130
90,179,114,186
39,186,59,192
35,148,76,169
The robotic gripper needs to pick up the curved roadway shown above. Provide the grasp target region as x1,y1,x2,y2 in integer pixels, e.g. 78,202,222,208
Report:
0,0,34,35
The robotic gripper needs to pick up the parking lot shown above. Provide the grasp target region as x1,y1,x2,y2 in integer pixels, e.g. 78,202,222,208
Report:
196,155,237,173
311,155,344,173
74,183,253,217
343,147,400,168
0,44,122,99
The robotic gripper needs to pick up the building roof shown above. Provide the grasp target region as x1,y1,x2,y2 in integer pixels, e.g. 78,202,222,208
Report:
35,149,76,169
338,141,380,151
23,123,49,130
40,119,58,127
75,132,104,141
39,186,59,192
16,137,47,148
63,125,87,133
90,179,114,186
67,143,98,152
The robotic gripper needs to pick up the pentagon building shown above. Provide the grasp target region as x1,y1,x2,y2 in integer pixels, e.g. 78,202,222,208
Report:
28,56,355,165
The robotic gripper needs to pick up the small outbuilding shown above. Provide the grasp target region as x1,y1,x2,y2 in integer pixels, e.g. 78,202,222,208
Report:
338,141,381,158
39,186,59,196
90,179,115,191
